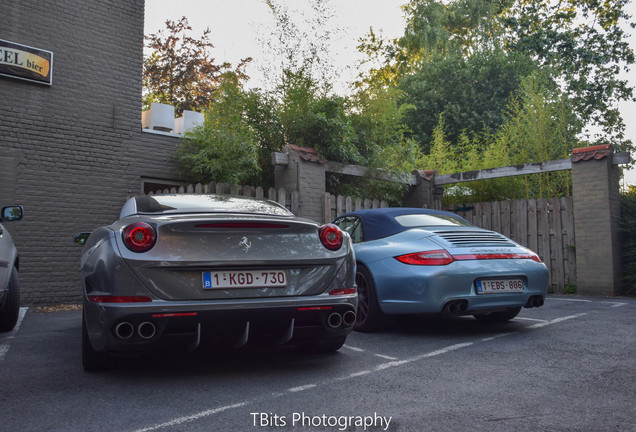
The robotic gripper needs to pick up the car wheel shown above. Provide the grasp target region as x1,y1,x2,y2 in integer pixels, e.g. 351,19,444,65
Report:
473,307,522,323
298,335,347,354
82,312,111,372
354,265,385,332
0,267,20,332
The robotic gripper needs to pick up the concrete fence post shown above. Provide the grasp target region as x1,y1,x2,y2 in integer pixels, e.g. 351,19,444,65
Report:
273,145,327,223
571,144,623,296
403,170,443,209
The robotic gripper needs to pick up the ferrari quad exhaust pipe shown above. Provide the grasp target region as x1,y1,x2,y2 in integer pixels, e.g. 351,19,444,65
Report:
342,311,356,326
327,312,343,328
115,322,135,340
137,322,157,339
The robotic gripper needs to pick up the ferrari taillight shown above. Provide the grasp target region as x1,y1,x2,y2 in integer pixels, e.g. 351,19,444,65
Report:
395,250,454,265
319,224,344,251
123,222,156,252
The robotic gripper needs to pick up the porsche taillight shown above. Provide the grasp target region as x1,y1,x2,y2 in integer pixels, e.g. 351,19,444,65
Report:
395,250,543,265
395,250,454,265
122,222,156,252
319,224,344,251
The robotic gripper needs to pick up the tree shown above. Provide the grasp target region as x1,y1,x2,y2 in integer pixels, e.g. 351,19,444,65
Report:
426,74,582,203
506,0,635,145
259,0,339,94
143,17,251,115
399,48,538,151
357,0,635,152
176,74,260,185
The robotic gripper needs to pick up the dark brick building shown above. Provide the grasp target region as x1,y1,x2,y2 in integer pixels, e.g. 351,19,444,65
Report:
1,0,181,304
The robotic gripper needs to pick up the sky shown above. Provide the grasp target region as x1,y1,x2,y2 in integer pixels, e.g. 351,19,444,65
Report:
144,0,636,186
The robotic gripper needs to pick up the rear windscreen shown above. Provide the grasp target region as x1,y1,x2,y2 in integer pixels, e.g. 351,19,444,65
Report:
395,214,472,227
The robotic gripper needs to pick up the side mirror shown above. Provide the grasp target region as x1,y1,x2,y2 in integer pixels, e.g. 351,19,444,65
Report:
74,232,91,247
1,206,23,222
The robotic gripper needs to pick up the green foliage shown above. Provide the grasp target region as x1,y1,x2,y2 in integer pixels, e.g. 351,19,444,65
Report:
423,75,580,204
399,48,538,151
506,0,635,147
143,17,250,116
357,0,635,156
260,0,339,93
330,87,425,204
620,187,636,295
279,70,361,164
176,74,260,184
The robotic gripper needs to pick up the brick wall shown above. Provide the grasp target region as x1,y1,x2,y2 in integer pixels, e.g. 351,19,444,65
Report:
0,0,181,304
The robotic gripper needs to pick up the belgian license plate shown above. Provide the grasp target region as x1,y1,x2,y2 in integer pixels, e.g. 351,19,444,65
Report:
202,270,287,289
476,279,524,294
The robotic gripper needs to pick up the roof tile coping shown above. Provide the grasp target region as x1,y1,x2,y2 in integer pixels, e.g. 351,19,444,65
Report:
286,144,327,164
412,169,438,181
571,144,612,163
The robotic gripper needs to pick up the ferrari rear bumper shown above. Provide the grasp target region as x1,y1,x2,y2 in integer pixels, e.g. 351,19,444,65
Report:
83,295,357,354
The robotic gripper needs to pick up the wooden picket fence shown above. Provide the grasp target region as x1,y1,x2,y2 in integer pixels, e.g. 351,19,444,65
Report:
323,193,389,223
147,182,387,224
450,197,576,293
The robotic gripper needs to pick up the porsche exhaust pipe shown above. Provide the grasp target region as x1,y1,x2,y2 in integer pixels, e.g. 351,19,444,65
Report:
525,296,545,308
327,313,343,328
342,311,356,326
115,322,135,340
443,300,468,314
138,322,157,339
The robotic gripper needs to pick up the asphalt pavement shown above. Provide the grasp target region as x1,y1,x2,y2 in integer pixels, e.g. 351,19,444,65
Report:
0,296,634,432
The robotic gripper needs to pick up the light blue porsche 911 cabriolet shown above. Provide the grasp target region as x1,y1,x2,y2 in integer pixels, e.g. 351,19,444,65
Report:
332,208,549,332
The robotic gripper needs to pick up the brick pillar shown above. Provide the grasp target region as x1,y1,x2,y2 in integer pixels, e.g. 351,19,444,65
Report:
571,145,623,296
403,170,443,209
274,145,326,223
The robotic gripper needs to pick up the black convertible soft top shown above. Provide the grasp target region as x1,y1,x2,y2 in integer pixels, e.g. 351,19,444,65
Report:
334,207,472,241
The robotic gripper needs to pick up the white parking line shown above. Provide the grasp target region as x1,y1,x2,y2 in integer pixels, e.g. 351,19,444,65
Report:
5,307,28,338
482,332,518,342
288,384,317,392
132,402,249,432
0,307,28,365
548,297,629,308
0,344,9,363
344,343,398,360
548,297,591,303
129,312,589,432
515,317,549,323
374,354,398,360
343,344,365,352
528,313,588,329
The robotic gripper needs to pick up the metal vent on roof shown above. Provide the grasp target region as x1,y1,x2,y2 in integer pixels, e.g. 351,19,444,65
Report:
433,230,516,247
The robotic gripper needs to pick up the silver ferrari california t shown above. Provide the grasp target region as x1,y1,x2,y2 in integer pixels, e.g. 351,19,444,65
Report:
0,205,23,332
76,194,356,371
332,208,549,332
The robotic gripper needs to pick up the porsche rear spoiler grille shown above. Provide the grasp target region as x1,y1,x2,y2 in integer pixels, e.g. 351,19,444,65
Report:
433,230,516,247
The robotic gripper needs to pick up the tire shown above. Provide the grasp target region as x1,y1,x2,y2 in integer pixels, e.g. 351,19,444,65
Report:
354,265,385,332
298,336,347,354
0,267,20,332
82,312,111,372
474,307,522,323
